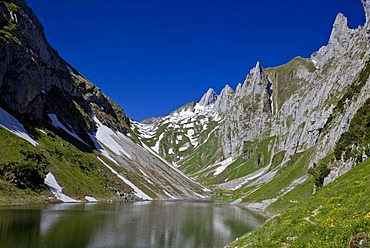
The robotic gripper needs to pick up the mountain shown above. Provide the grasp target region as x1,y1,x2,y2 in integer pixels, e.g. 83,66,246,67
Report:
0,0,207,204
136,0,370,212
2,0,370,245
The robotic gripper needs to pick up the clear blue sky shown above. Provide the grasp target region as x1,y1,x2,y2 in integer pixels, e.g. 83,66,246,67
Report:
27,0,365,121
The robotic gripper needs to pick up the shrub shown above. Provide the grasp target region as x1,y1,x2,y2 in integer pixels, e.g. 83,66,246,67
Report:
0,151,48,190
308,163,330,188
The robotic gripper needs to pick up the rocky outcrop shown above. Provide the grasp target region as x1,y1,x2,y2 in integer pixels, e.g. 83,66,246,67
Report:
199,88,218,107
219,62,273,157
135,0,370,198
0,0,131,146
362,0,370,22
214,84,234,113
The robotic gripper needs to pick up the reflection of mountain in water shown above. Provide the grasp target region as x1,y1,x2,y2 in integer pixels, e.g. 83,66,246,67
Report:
0,202,264,248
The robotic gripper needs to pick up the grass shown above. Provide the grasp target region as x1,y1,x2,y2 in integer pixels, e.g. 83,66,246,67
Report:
334,97,370,161
266,56,316,110
0,125,134,205
324,56,370,133
180,129,222,175
3,2,19,13
191,137,275,186
228,157,370,247
241,147,314,204
271,150,286,168
0,2,21,44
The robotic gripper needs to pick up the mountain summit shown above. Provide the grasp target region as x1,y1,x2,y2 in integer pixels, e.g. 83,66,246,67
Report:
1,0,370,245
199,88,218,107
136,0,370,216
0,0,206,203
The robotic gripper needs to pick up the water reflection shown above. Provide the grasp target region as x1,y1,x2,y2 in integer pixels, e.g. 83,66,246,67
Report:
0,201,264,248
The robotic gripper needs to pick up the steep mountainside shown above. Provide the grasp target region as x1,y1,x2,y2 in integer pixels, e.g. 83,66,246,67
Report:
136,0,370,212
0,0,207,204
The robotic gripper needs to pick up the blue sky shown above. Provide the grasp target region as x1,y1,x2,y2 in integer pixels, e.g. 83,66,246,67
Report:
27,0,365,121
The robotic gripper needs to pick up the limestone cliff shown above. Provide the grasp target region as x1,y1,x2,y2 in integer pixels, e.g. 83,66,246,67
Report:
136,0,370,206
0,0,206,203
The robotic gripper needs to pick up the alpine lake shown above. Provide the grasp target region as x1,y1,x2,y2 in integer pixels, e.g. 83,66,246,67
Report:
0,200,265,248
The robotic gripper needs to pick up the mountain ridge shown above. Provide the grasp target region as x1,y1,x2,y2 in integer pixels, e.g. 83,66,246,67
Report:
0,0,207,204
1,0,370,245
136,1,370,213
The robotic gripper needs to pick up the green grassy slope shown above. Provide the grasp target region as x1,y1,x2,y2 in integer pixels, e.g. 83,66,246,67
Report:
228,157,370,247
0,126,132,205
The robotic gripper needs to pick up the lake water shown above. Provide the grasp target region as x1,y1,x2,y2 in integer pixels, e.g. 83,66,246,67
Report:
0,201,265,248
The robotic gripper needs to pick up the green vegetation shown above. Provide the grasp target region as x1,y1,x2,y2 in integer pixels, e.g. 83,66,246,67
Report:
192,137,275,186
228,157,370,247
337,58,370,113
271,150,286,168
0,1,21,44
308,163,330,188
181,129,222,176
267,56,316,109
0,125,132,205
324,57,370,132
3,2,19,13
334,98,370,161
0,150,47,190
38,129,130,199
241,148,313,204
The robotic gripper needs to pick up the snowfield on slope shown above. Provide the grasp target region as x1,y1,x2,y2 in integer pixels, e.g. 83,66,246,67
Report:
44,173,81,203
97,157,152,200
213,157,234,176
92,116,132,159
0,107,38,146
48,114,87,145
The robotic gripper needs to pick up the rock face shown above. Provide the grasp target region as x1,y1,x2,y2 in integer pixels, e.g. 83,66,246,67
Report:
199,88,218,107
136,0,370,204
362,0,370,21
0,0,130,146
0,0,207,201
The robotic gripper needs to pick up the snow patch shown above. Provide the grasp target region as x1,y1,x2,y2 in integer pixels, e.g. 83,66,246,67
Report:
194,192,206,199
97,157,152,200
179,145,189,152
89,133,119,165
184,123,194,129
213,157,234,176
48,114,87,145
39,129,47,135
168,148,174,155
138,168,154,185
92,116,132,159
232,166,270,190
187,129,195,136
151,132,165,153
163,190,177,199
85,196,98,202
0,107,38,146
44,173,81,203
312,59,319,69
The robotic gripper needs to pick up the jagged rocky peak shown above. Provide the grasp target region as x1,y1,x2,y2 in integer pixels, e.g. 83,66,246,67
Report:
219,84,234,97
199,88,218,107
140,117,158,125
313,12,357,68
0,0,132,146
235,83,243,96
170,101,197,114
241,61,268,96
214,84,234,113
362,0,370,22
329,13,352,44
